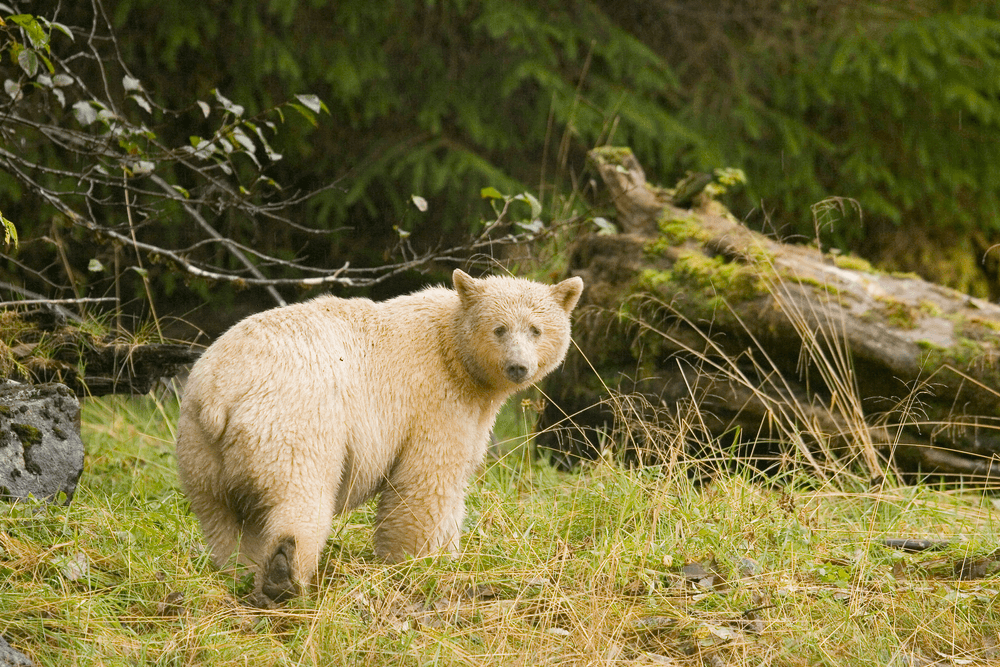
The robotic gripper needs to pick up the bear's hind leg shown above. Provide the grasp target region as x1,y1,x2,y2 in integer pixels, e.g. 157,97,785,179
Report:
255,485,337,603
177,419,248,571
261,535,298,603
186,485,246,571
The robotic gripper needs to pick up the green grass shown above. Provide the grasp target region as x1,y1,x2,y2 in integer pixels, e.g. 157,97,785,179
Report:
1,394,1000,666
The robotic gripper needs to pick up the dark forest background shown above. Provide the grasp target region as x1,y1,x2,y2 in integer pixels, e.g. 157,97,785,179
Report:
2,0,999,336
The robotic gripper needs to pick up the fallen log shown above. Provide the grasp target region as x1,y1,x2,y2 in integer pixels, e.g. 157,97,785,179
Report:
1,306,198,397
539,147,1000,481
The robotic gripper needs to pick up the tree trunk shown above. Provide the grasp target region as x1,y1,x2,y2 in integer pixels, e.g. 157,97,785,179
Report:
539,148,1000,481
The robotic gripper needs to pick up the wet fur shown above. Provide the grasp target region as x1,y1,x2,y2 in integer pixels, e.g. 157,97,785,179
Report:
176,270,583,603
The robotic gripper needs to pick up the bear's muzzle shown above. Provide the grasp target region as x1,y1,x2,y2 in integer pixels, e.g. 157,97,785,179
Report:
504,363,529,384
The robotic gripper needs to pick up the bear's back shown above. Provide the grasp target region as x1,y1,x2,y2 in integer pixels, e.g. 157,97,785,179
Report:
194,296,377,383
181,290,462,441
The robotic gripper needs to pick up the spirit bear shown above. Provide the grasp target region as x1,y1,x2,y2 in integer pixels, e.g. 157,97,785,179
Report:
176,269,583,603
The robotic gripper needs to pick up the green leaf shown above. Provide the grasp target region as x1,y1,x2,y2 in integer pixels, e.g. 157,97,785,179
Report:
4,80,21,102
118,137,140,155
295,93,328,114
212,89,244,117
288,103,316,126
129,160,155,176
42,19,74,41
480,186,504,200
129,94,151,114
88,258,105,272
248,124,283,162
1,212,17,248
592,217,617,235
187,137,214,159
514,192,542,219
72,100,97,126
8,14,48,50
17,49,39,77
516,219,544,233
37,50,54,75
229,127,256,153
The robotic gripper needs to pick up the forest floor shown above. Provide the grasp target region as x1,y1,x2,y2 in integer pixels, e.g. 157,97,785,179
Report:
2,394,1000,667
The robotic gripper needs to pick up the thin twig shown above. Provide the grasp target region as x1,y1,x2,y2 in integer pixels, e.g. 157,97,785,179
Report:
123,171,162,337
148,174,286,307
0,297,117,307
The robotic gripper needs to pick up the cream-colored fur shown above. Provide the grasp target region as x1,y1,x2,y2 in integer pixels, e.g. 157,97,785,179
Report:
176,269,583,602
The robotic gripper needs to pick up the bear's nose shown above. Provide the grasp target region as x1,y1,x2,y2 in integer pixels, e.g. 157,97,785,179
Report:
505,363,529,383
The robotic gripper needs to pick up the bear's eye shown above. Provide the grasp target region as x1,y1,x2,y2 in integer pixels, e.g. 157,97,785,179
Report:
494,325,507,338
530,325,541,337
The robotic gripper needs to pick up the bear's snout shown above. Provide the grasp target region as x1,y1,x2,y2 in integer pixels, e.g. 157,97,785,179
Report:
500,330,539,384
504,362,529,383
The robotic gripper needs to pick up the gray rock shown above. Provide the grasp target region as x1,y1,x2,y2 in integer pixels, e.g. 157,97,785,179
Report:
0,381,84,503
0,635,34,667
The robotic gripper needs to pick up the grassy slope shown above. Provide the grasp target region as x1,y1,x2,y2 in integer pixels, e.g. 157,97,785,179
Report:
0,395,999,666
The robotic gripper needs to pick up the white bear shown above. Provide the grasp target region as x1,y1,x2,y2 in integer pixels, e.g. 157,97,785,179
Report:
175,269,583,603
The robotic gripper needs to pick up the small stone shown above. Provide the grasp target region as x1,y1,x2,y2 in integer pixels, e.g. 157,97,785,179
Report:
55,552,89,582
0,635,34,667
738,557,761,578
465,583,503,600
155,591,185,617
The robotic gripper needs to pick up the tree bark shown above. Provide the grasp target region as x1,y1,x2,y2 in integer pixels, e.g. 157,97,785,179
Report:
539,147,1000,481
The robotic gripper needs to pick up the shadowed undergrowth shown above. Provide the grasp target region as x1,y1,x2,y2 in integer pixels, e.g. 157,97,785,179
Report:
0,395,999,666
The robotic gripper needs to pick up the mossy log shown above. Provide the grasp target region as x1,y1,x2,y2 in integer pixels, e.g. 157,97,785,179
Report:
539,147,1000,480
1,307,198,397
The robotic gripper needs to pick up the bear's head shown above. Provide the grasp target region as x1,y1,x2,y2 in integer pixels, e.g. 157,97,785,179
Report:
452,269,584,391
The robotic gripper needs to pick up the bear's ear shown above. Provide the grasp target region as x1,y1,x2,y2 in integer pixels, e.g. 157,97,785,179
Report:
551,276,584,314
453,269,479,304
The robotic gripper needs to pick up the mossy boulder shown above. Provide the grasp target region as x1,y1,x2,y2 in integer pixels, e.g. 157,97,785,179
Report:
0,380,84,503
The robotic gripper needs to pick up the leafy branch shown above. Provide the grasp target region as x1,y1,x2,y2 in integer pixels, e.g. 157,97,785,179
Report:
0,0,542,316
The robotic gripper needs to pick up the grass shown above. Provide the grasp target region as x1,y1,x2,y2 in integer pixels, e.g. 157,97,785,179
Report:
4,234,1000,665
1,393,999,666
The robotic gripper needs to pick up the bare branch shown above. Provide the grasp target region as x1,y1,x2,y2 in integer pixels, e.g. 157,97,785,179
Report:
0,297,117,307
147,174,286,307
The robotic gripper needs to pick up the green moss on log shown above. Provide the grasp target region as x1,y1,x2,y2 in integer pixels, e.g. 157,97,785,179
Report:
917,337,1000,387
789,275,845,297
587,146,636,168
833,255,876,273
636,250,765,322
918,300,943,317
959,316,1000,340
877,296,919,330
645,214,711,252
